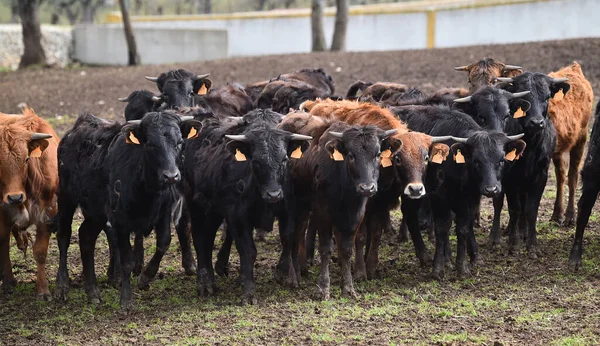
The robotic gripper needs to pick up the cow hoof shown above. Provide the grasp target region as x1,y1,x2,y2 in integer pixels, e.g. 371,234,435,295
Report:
313,289,330,301
241,294,257,306
488,237,501,249
431,269,444,281
137,274,151,291
457,265,471,279
366,269,378,280
568,253,582,271
418,253,432,269
214,260,229,277
37,292,53,302
55,285,70,302
119,301,135,314
300,266,309,278
341,289,358,299
550,213,563,225
471,254,484,267
564,216,575,227
353,268,367,282
107,275,121,289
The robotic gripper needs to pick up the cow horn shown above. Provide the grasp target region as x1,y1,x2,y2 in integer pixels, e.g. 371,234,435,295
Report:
454,65,469,71
431,135,452,143
382,129,398,137
509,91,530,99
227,116,245,124
118,96,129,102
127,120,142,125
145,76,159,82
193,73,210,80
506,133,525,141
225,134,247,142
31,133,53,140
495,77,514,83
180,116,194,122
290,134,313,141
503,65,522,70
453,96,472,103
551,77,569,83
328,131,344,138
298,100,309,111
151,95,162,102
451,136,468,143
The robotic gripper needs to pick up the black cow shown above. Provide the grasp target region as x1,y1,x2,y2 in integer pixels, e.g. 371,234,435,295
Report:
569,100,600,269
145,69,212,109
181,109,311,304
488,73,568,256
118,90,162,121
279,112,397,299
56,111,200,310
393,105,525,279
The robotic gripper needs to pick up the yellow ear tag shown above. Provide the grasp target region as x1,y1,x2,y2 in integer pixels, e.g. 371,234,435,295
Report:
290,146,303,159
380,149,393,167
505,149,517,161
513,107,525,119
235,149,247,161
187,126,198,139
332,148,344,161
431,151,444,164
127,131,140,145
29,146,43,158
454,149,465,164
198,84,208,95
553,89,564,101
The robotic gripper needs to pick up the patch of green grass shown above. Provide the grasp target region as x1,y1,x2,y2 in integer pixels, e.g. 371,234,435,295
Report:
553,335,597,346
431,331,487,344
515,308,564,325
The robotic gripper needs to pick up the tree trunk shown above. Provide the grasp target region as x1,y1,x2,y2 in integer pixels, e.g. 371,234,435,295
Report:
80,0,96,23
330,0,348,51
18,0,47,69
256,0,267,11
204,0,212,14
118,0,140,65
311,0,326,52
134,0,143,15
10,0,19,23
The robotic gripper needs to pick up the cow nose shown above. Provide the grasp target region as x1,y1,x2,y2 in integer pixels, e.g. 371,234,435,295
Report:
531,118,545,128
405,183,426,199
163,170,181,184
265,189,283,203
357,183,377,197
7,194,24,205
483,185,499,197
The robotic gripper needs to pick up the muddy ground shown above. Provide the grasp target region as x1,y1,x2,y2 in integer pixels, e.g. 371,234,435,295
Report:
1,38,600,345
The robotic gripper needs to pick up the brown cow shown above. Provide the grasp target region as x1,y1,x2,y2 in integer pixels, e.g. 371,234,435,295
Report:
454,57,523,93
547,62,594,225
300,99,451,278
0,108,58,299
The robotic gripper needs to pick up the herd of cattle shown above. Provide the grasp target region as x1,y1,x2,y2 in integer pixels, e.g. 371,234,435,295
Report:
1,58,598,312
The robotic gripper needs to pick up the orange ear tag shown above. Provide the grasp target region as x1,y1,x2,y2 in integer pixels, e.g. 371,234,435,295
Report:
234,149,247,161
332,148,344,161
127,131,140,145
553,89,564,101
29,146,43,158
290,146,303,159
198,84,208,95
431,151,444,164
454,150,465,164
380,149,393,167
505,149,517,161
513,107,525,119
187,126,198,139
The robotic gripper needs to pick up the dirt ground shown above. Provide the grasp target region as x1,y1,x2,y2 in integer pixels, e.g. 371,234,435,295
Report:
1,38,600,345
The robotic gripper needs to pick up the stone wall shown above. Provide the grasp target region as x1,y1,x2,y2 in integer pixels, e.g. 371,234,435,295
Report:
0,25,73,70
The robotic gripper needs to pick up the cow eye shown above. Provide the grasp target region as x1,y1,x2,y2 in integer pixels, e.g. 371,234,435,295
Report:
25,157,30,164
424,154,430,162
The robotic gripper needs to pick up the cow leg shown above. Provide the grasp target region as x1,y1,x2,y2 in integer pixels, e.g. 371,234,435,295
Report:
256,210,274,242
334,228,357,299
0,227,16,293
454,210,470,279
78,219,103,304
489,193,505,248
398,218,409,243
565,138,587,226
32,224,51,300
276,210,299,288
525,180,546,258
569,176,600,269
296,210,310,277
431,199,451,280
176,205,195,276
215,227,233,277
116,227,135,312
365,211,384,280
132,233,144,276
305,216,318,265
505,191,522,255
228,216,257,305
192,211,221,297
354,215,368,281
55,197,77,301
551,154,566,224
315,218,333,301
105,225,121,288
138,215,172,291
402,198,430,268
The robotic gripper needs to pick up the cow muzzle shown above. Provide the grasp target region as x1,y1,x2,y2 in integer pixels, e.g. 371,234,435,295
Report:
357,182,377,197
482,185,500,198
162,170,181,185
5,193,25,205
3,205,30,228
404,183,426,199
263,189,283,203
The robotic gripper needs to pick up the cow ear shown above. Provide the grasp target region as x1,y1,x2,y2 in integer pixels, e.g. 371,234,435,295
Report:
504,139,526,161
122,124,142,145
509,99,531,119
226,140,250,162
380,138,402,168
287,139,311,159
450,143,468,164
325,139,345,161
28,138,51,158
550,82,570,101
181,120,203,140
429,143,450,164
194,78,213,95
